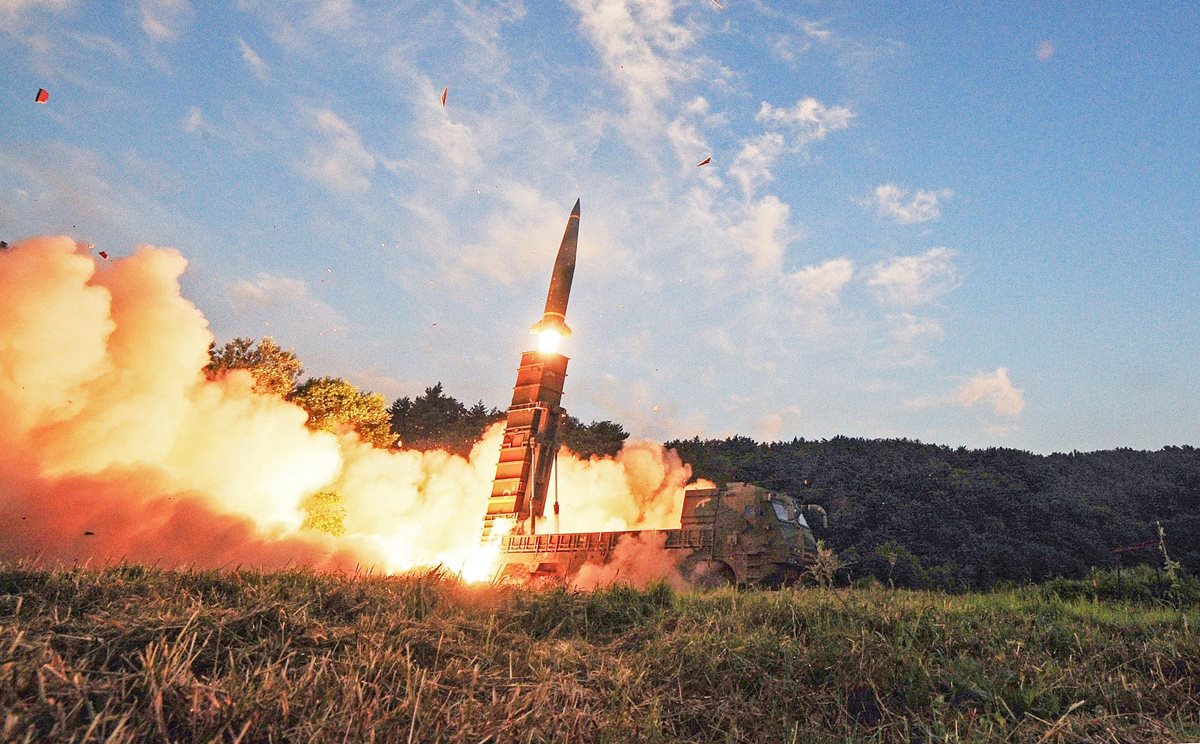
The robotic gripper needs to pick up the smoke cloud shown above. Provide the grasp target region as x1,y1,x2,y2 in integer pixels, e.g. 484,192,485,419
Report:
571,532,688,590
548,441,708,533
1,236,702,580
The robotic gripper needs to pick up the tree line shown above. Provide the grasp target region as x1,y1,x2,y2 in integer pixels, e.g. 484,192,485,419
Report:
210,337,1199,590
206,337,629,457
667,435,1200,590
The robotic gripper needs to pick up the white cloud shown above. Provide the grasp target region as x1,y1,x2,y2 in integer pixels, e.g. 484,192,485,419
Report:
769,34,807,63
68,30,130,64
867,247,959,307
231,272,348,337
752,405,804,441
235,0,368,55
796,19,833,42
954,367,1025,417
666,115,705,164
872,183,952,224
769,20,833,63
453,0,527,66
232,274,310,307
570,0,701,128
2,0,73,13
301,108,376,193
703,326,736,356
762,11,902,82
666,98,709,156
886,312,943,344
309,0,356,32
0,141,179,236
139,0,194,43
682,95,711,117
904,368,1025,419
665,96,725,191
881,312,945,367
725,96,853,198
727,195,792,275
728,132,785,198
776,257,856,339
180,106,211,136
785,258,854,304
458,182,570,285
238,38,270,81
755,98,855,146
419,106,483,177
0,0,73,34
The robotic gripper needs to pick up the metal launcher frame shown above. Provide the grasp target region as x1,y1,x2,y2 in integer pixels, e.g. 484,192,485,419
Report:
482,350,568,539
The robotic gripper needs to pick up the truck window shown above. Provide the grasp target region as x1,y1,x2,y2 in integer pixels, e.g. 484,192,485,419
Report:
770,502,791,522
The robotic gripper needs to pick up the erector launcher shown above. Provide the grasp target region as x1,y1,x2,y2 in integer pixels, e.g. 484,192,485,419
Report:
482,200,580,539
479,200,822,587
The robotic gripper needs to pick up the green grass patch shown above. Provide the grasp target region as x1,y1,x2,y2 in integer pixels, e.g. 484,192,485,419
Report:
1,563,1196,742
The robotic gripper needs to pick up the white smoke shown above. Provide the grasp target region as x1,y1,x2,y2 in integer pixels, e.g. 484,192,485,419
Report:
1,236,706,580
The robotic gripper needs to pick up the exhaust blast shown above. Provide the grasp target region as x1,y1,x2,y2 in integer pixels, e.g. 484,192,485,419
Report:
0,236,702,581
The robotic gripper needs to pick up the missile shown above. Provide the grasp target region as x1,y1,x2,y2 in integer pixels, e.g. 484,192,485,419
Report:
529,198,580,339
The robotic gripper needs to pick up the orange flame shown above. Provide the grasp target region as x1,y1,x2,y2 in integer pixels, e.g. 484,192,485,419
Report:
0,236,706,583
457,517,514,583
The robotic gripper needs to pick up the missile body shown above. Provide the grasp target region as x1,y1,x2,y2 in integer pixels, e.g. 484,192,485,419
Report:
529,198,580,338
483,200,580,539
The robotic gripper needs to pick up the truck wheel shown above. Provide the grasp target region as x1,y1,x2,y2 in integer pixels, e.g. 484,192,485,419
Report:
685,559,736,590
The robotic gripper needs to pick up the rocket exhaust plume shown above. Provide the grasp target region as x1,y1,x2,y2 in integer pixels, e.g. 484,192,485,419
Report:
0,235,700,580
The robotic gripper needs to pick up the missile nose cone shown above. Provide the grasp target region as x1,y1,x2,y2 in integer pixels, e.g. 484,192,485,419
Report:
534,200,580,342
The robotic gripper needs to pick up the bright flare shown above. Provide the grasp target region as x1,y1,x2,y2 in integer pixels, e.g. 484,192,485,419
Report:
537,329,562,353
458,517,515,583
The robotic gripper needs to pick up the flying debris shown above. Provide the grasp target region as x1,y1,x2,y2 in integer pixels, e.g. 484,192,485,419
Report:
35,88,49,104
696,156,712,167
440,86,448,107
712,0,723,7
98,251,109,259
83,531,95,536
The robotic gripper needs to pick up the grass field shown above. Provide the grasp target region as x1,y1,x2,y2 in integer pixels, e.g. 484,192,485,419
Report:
2,564,1197,742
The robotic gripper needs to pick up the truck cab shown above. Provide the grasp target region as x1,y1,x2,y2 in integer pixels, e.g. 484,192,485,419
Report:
681,483,817,587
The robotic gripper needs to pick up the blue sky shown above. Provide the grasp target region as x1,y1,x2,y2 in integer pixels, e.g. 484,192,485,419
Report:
2,0,1197,454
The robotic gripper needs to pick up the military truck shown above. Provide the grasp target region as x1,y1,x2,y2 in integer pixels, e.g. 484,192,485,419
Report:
496,482,819,587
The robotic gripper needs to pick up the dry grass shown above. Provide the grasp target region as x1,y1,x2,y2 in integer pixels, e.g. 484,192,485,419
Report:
1,563,1197,742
